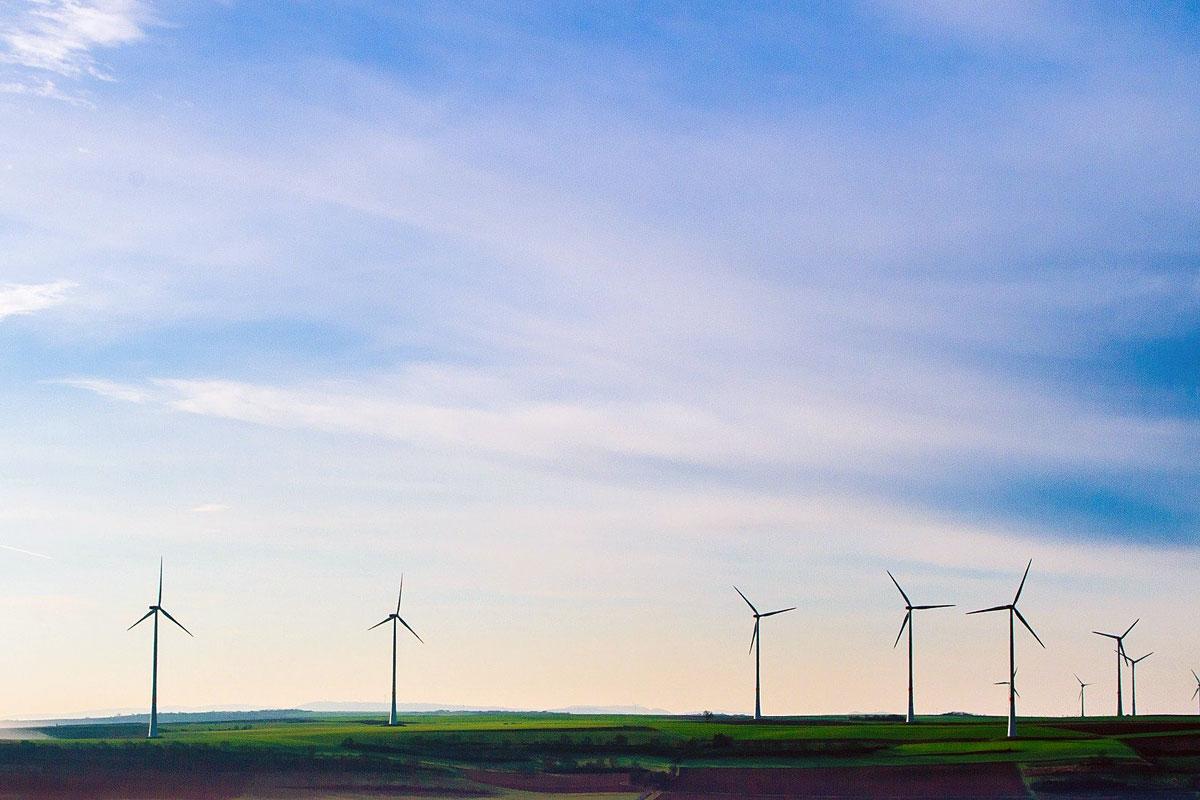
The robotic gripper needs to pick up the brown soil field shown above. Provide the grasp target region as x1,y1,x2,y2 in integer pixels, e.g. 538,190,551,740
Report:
664,763,1029,799
0,769,481,800
463,769,634,792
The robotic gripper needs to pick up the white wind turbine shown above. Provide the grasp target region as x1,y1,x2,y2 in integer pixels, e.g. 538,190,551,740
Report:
127,559,193,738
734,586,795,720
967,559,1044,738
369,575,423,726
886,571,953,723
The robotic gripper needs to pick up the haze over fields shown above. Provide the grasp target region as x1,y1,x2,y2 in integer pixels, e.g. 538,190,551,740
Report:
1,2,1198,722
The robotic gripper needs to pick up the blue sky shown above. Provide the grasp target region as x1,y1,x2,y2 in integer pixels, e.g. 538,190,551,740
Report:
1,1,1198,719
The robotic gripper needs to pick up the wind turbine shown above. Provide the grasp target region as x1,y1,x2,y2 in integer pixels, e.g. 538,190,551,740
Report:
734,586,795,720
369,575,423,726
967,559,1044,738
886,571,953,723
127,559,193,739
1191,670,1200,715
995,669,1019,699
1123,651,1152,716
1074,674,1092,717
1092,619,1137,716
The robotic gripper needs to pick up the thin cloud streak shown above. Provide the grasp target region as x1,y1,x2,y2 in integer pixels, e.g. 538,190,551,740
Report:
60,372,1200,477
0,543,52,559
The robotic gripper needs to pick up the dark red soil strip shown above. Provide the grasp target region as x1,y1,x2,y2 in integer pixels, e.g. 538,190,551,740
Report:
665,763,1028,799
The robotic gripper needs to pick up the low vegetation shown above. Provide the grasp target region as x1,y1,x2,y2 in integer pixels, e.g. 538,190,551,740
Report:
2,712,1199,797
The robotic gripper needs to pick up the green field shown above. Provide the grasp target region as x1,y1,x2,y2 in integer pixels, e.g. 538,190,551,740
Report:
3,712,1200,797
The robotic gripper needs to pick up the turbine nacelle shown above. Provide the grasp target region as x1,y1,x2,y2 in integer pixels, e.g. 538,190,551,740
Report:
887,571,953,648
1092,619,1138,655
368,574,424,642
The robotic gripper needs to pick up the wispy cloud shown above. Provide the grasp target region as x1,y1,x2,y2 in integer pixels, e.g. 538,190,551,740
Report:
0,0,157,100
0,280,75,320
54,377,148,403
865,0,1081,55
0,543,52,559
58,371,1200,480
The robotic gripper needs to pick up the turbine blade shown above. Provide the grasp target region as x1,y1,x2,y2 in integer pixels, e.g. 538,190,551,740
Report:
733,586,758,615
396,615,423,643
759,607,796,618
1092,631,1120,640
1136,652,1153,663
158,607,193,637
886,570,911,606
967,604,1009,615
748,620,758,654
1013,607,1045,648
157,558,164,607
396,574,404,616
1013,558,1032,604
127,609,154,631
1073,673,1081,685
1122,618,1139,638
1014,687,1020,698
1192,669,1199,683
893,611,911,649
1193,686,1199,700
368,617,391,631
911,604,954,610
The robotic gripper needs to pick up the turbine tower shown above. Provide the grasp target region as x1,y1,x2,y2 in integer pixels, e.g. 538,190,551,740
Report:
127,559,193,739
967,559,1044,738
734,586,795,720
1191,670,1200,715
1074,674,1092,717
1092,619,1138,716
369,575,423,726
886,571,953,723
1123,651,1152,716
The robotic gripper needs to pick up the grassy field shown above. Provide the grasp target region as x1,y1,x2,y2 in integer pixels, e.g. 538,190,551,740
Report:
3,712,1200,797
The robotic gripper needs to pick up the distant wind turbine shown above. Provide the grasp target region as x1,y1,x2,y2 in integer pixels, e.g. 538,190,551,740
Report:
995,668,1019,699
1122,651,1152,717
886,571,953,723
1092,619,1138,716
1191,670,1200,715
369,575,423,726
1074,674,1092,717
127,559,192,739
967,559,1044,738
734,586,795,720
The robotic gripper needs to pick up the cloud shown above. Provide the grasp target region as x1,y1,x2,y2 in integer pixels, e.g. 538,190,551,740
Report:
0,0,157,100
0,75,89,104
54,377,149,403
57,370,1200,483
0,280,75,320
189,503,229,514
0,543,52,559
865,0,1081,55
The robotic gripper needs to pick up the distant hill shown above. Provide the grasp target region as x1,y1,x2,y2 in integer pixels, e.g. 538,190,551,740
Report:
4,703,675,727
9,709,316,727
